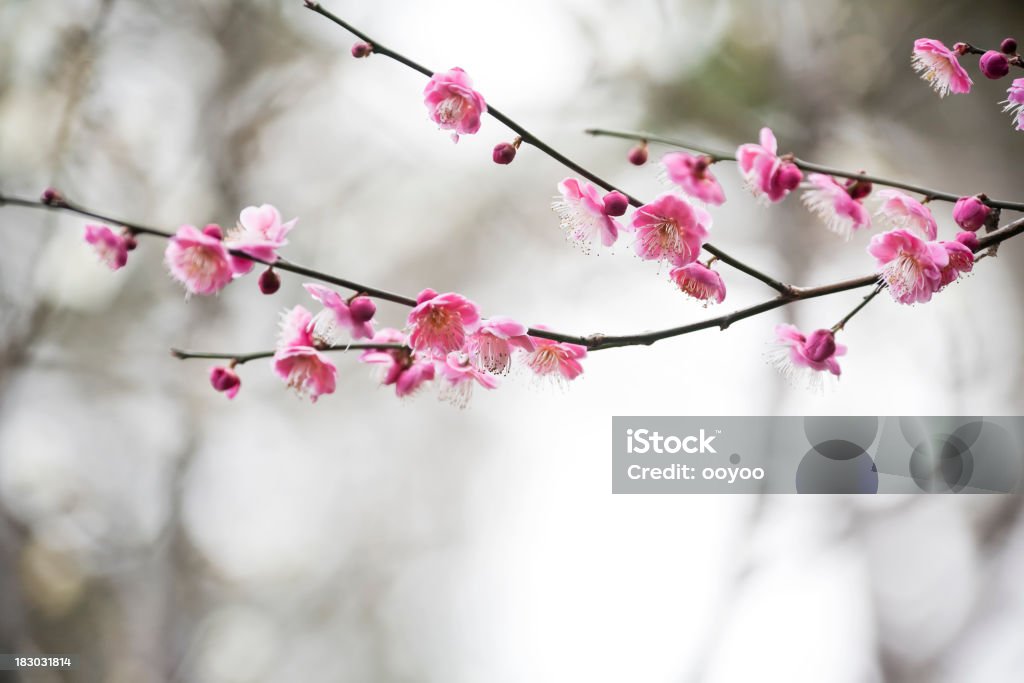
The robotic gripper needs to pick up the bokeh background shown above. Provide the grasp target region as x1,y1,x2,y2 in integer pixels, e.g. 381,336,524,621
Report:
2,0,1024,681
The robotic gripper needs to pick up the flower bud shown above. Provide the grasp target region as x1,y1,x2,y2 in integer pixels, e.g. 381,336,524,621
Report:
1001,37,1018,54
202,224,224,240
492,142,517,165
777,162,803,192
980,50,1010,79
258,267,281,295
803,329,837,363
952,195,991,231
627,143,648,166
209,366,241,399
349,296,376,323
602,191,629,217
351,42,372,58
41,187,64,205
953,42,970,55
123,232,138,251
955,230,980,251
845,177,873,200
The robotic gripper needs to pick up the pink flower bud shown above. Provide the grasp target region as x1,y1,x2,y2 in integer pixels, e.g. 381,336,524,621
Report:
777,162,803,192
627,143,648,166
845,177,873,200
803,329,837,364
41,187,64,205
349,296,376,323
258,267,281,295
953,195,991,231
202,224,224,240
416,288,438,305
981,50,1011,79
209,366,241,399
602,191,629,217
955,230,980,250
492,142,517,165
953,42,970,55
351,42,372,58
1001,38,1018,54
123,232,138,251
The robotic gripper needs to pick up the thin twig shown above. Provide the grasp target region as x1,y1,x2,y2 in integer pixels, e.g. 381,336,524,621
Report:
170,343,407,365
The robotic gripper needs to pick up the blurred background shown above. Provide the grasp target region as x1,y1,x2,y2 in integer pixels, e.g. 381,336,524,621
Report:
2,0,1024,681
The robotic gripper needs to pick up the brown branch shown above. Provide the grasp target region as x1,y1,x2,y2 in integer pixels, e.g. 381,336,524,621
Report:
170,343,408,365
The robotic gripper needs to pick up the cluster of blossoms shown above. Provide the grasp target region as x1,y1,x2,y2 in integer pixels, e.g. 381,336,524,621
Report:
911,37,1024,130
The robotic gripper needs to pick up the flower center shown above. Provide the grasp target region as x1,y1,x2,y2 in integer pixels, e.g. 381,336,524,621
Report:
436,95,465,124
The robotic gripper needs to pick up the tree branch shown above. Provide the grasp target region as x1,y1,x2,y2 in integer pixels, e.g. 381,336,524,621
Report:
170,343,407,365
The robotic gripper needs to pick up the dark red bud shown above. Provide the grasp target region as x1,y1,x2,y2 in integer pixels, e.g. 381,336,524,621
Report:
1001,37,1018,54
349,296,377,323
258,268,281,295
492,142,517,165
351,42,373,58
627,143,648,166
804,329,837,363
980,50,1010,79
602,191,629,217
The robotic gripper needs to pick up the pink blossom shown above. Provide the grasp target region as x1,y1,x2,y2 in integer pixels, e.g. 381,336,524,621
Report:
360,328,436,398
631,193,711,266
438,351,499,408
912,39,972,97
874,190,937,240
423,67,487,142
953,195,992,231
303,284,376,342
467,316,535,374
226,204,296,273
736,127,803,203
406,290,481,357
770,325,846,386
800,174,871,239
524,332,587,383
83,224,131,270
868,229,949,304
165,224,238,296
669,263,726,305
272,305,337,402
209,366,241,399
662,152,725,205
1001,78,1024,130
552,178,623,250
936,240,975,289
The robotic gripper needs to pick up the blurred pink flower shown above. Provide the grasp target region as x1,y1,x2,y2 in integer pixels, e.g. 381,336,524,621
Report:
438,351,499,408
736,127,803,203
226,204,296,273
669,263,727,305
801,174,871,239
273,305,337,402
874,190,937,240
467,316,535,374
662,152,725,205
552,178,623,250
83,224,130,270
868,229,949,304
423,67,486,142
1001,78,1024,130
407,290,481,356
165,224,238,296
770,325,846,385
912,39,972,97
632,193,711,266
303,284,376,342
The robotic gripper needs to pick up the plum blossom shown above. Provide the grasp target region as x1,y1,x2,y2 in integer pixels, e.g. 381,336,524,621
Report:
407,290,481,357
360,328,436,398
868,229,949,304
438,351,499,408
303,284,376,342
874,190,937,240
769,325,846,388
662,152,725,205
467,316,535,374
669,263,726,305
736,127,803,203
1001,78,1024,130
524,331,587,383
83,224,131,270
423,67,486,142
800,174,872,239
936,240,975,289
225,204,296,273
631,193,711,266
165,224,239,296
551,178,624,250
912,39,972,97
209,366,241,399
272,305,337,402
